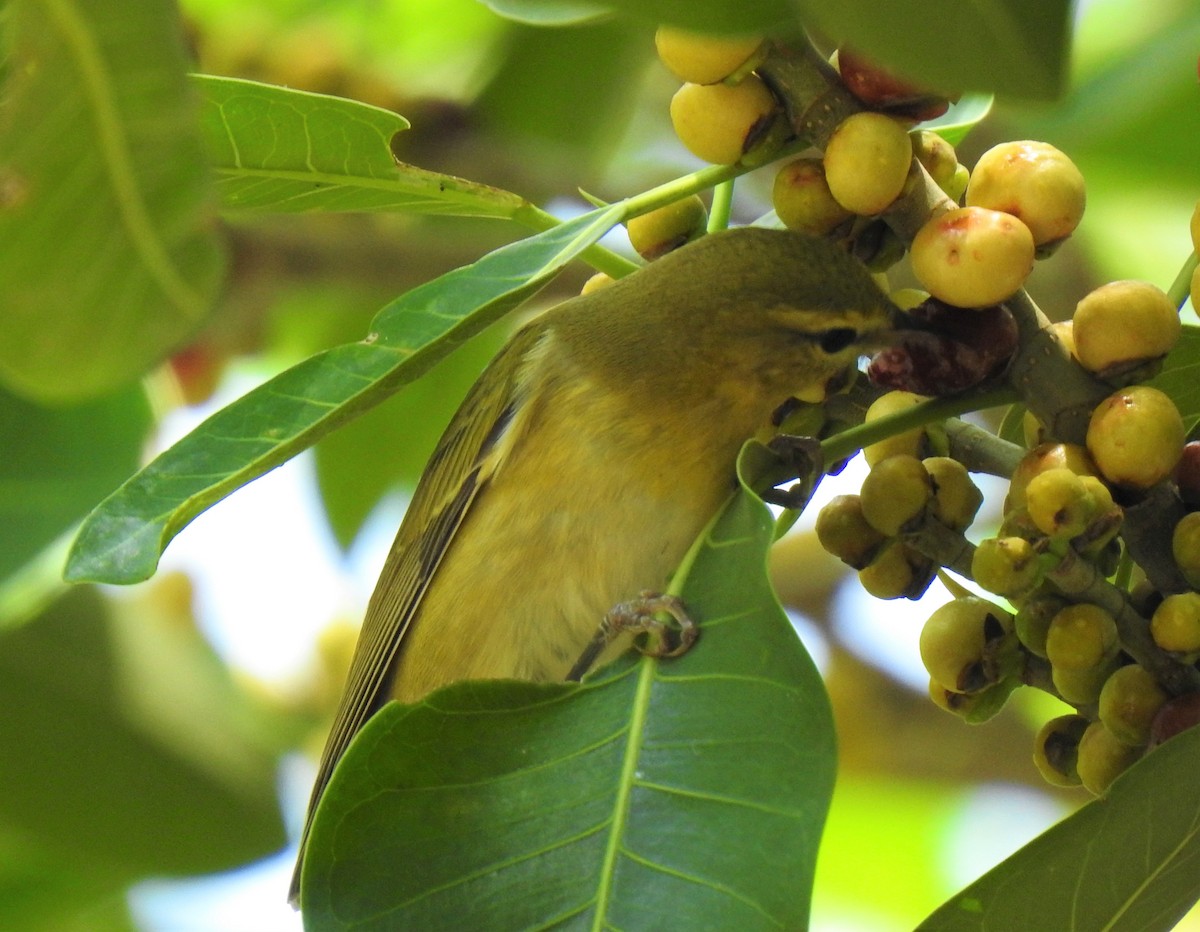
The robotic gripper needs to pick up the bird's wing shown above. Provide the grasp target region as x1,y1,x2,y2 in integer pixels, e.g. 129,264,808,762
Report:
290,325,542,903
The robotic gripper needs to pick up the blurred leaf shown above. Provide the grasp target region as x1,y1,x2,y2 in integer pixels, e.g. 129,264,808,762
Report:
314,322,507,548
920,724,1200,931
196,75,530,217
479,0,610,25
572,0,795,32
0,0,224,403
997,403,1027,447
798,0,1073,99
923,94,994,147
474,17,650,164
1151,325,1200,435
0,586,285,877
300,440,836,928
0,384,152,583
65,206,623,584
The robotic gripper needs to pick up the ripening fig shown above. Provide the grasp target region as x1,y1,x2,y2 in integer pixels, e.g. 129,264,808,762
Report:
859,454,933,536
836,47,953,121
972,536,1040,599
911,130,958,191
1015,594,1066,658
580,272,614,295
862,390,936,466
772,158,852,235
1046,602,1118,672
1098,664,1169,747
919,596,1016,694
626,196,707,260
858,540,936,600
1025,466,1094,539
1150,691,1200,747
654,26,765,85
923,457,982,530
1086,386,1185,489
816,495,887,569
1172,511,1200,588
1076,721,1139,794
1005,442,1097,513
670,76,781,165
910,206,1035,308
1178,442,1200,508
1053,659,1119,706
823,112,913,216
1072,280,1180,375
965,140,1086,249
1033,714,1090,787
1150,591,1200,655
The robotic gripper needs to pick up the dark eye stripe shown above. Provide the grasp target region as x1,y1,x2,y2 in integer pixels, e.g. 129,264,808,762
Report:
818,328,858,354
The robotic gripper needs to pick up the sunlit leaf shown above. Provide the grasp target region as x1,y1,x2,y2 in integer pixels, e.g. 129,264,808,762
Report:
301,441,836,928
478,0,610,26
65,207,623,584
195,75,530,218
0,0,224,403
919,725,1200,931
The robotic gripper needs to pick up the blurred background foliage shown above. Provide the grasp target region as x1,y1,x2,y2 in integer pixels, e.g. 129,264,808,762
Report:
2,0,1199,928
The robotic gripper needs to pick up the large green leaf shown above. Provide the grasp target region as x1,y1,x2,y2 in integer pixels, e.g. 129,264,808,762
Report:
0,586,286,877
797,0,1074,98
0,0,224,403
477,0,610,26
481,0,793,31
64,206,624,585
195,75,531,218
300,441,837,929
1151,324,1200,435
919,724,1200,931
0,384,151,583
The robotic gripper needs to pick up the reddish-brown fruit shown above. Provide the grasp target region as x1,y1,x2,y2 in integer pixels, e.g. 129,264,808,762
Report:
1149,692,1200,747
837,47,953,121
169,344,226,406
1173,441,1200,507
868,298,1018,395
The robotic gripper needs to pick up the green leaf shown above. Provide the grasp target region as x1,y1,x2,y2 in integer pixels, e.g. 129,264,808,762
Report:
799,0,1073,99
64,206,623,584
195,75,530,218
518,0,796,32
1151,324,1200,435
478,0,611,26
0,384,152,583
997,403,1028,448
300,441,836,929
922,94,994,147
918,724,1200,931
0,586,286,877
0,0,224,403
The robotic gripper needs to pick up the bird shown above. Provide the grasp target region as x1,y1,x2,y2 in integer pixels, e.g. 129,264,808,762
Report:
289,224,899,905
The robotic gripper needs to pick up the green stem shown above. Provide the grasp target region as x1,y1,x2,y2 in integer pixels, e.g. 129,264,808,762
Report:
708,179,735,232
820,386,1018,465
1168,250,1199,311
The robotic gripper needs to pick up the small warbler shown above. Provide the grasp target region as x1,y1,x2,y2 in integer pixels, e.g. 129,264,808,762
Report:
289,226,899,903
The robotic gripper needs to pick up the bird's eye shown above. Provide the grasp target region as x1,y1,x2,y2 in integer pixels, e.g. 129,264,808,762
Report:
818,327,858,354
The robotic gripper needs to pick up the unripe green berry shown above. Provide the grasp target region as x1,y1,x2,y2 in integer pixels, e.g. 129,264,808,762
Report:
626,196,707,261
580,272,614,295
923,456,982,531
1005,442,1098,513
965,140,1086,248
1053,656,1120,705
858,540,935,601
1025,466,1094,539
860,454,932,536
972,536,1040,599
1046,602,1118,672
862,390,934,466
1086,386,1185,489
1015,594,1067,658
816,495,887,569
1098,664,1169,747
1171,512,1200,589
823,112,913,216
910,206,1035,308
772,158,852,236
919,596,1015,694
1032,714,1090,787
1076,720,1139,795
1150,591,1200,655
669,76,780,165
911,130,958,192
1072,280,1180,375
654,26,764,85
